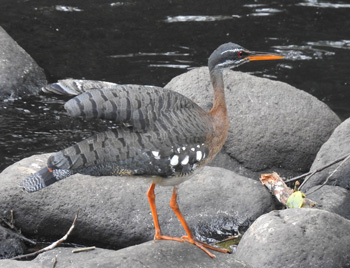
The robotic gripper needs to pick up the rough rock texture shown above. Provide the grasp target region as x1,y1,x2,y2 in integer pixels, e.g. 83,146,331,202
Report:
0,153,276,249
0,26,46,99
165,67,340,177
302,118,350,191
235,209,350,268
307,185,350,219
0,226,26,259
0,242,251,268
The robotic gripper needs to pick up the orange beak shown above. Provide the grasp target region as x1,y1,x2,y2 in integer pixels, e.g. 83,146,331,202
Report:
247,52,284,61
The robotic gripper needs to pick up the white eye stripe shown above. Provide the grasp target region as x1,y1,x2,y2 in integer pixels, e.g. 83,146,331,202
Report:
221,48,240,55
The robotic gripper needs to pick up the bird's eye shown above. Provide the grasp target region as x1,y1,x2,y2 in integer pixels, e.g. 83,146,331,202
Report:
238,51,243,58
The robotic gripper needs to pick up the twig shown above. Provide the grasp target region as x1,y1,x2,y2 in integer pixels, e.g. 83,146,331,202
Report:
0,211,37,245
10,230,37,245
10,209,15,228
298,170,317,190
72,246,96,253
10,211,79,260
305,154,350,195
52,255,58,268
1,209,16,230
285,153,350,184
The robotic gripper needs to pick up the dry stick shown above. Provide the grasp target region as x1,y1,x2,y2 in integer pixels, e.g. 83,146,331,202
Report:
10,211,79,260
0,213,37,246
285,153,350,184
72,246,96,253
52,255,58,268
305,154,350,195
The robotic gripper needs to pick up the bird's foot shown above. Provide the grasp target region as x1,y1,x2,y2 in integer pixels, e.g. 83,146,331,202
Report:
180,235,229,258
154,233,229,258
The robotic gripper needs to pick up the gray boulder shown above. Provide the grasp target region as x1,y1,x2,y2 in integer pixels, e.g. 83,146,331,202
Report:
0,153,276,250
302,117,350,191
0,242,251,268
165,67,340,177
307,185,350,219
0,26,46,99
235,208,350,268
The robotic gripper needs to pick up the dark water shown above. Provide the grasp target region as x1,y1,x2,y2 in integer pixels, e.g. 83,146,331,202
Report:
0,0,349,172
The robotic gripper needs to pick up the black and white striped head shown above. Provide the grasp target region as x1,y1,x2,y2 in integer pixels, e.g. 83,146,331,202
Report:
208,42,283,72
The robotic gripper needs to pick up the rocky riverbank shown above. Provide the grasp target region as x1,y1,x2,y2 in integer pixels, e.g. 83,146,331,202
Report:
1,27,350,267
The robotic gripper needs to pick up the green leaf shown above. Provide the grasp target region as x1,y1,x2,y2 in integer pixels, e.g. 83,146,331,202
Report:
286,191,305,208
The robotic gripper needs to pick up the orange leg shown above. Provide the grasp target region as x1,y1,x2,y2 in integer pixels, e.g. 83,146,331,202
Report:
147,183,184,242
146,183,229,258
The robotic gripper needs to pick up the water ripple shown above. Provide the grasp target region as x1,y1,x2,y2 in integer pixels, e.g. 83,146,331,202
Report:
273,44,336,60
249,8,284,16
307,40,350,50
165,15,241,23
109,51,190,58
55,5,83,12
297,1,350,8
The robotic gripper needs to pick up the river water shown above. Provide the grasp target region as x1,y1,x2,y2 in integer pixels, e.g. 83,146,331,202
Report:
0,0,349,172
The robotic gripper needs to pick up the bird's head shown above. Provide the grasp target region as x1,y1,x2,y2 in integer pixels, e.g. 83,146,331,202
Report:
208,42,283,72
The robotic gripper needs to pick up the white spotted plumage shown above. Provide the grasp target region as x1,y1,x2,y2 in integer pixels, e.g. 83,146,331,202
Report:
181,155,189,165
196,151,202,161
170,155,179,166
152,151,160,160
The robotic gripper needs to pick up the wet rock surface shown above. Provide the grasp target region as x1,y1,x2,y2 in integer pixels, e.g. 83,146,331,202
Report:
235,209,350,268
0,27,46,99
166,67,341,177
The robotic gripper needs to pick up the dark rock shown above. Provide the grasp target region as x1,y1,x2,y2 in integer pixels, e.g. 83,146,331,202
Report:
306,185,350,219
235,208,350,268
302,118,350,191
0,153,276,250
0,242,251,268
0,226,26,259
165,67,340,177
0,26,46,99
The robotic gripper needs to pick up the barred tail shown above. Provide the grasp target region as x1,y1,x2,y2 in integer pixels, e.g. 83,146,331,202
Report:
41,79,118,96
22,167,73,192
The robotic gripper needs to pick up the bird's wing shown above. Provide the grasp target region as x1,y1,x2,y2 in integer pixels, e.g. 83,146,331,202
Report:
46,81,214,175
62,84,203,131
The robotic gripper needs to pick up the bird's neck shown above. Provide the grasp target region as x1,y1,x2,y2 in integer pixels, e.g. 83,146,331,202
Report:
207,69,229,157
209,69,227,121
